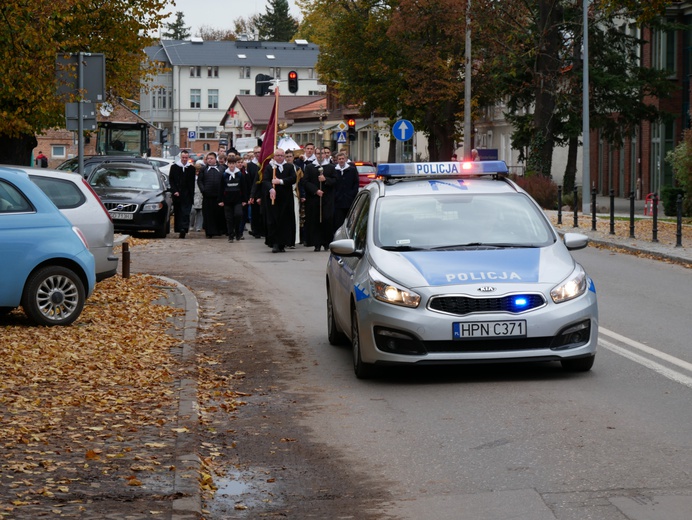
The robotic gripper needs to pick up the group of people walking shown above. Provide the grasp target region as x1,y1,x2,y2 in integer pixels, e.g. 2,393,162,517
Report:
167,143,360,254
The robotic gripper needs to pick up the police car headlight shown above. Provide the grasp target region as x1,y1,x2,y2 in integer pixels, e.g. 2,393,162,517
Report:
370,270,420,308
142,202,164,212
551,265,587,304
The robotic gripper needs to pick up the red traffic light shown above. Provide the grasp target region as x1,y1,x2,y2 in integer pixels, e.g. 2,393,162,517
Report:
288,70,298,93
347,118,356,128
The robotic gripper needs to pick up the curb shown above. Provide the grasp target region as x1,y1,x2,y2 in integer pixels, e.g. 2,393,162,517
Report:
154,276,201,520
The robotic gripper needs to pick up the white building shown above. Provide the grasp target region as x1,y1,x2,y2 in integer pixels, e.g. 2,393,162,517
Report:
139,38,324,154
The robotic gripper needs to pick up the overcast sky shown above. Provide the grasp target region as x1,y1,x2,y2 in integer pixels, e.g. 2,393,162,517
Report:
161,0,302,36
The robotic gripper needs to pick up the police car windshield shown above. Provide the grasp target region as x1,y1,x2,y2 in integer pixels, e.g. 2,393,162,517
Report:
374,193,555,250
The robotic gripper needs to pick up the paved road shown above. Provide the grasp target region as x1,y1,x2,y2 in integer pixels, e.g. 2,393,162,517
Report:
132,224,691,520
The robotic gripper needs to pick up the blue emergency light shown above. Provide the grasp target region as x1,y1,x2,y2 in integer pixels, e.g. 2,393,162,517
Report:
377,161,509,178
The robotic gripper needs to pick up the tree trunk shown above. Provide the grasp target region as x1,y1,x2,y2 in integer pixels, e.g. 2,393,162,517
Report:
0,133,38,167
387,135,396,163
563,136,578,193
528,0,563,177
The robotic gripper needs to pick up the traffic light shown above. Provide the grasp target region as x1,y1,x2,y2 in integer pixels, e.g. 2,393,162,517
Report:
159,128,168,144
288,70,298,93
255,73,272,96
347,118,356,141
374,133,380,148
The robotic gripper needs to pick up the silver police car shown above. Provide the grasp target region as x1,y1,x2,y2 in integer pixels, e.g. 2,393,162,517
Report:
326,161,598,378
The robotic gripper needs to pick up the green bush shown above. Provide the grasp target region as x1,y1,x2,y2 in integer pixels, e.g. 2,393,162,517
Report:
661,186,685,216
665,125,692,217
511,174,558,209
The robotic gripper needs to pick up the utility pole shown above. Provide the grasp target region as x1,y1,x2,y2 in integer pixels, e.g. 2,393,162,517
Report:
463,0,473,161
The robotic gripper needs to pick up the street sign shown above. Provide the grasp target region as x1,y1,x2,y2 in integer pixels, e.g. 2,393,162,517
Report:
188,131,196,140
393,119,414,141
336,131,347,144
56,53,106,103
337,121,347,132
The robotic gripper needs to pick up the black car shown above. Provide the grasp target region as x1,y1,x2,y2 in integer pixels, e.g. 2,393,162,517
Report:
57,155,155,179
88,163,172,238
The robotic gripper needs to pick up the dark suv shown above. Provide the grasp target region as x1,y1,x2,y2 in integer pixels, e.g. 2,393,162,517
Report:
57,155,154,179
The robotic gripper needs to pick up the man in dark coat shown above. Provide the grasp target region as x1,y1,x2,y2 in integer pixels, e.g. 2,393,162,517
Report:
261,148,296,253
303,144,336,251
246,146,265,239
197,152,225,238
168,150,196,238
221,156,247,242
332,151,360,233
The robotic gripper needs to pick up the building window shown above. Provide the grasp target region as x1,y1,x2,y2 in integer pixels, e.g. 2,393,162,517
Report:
153,88,168,109
240,66,251,79
308,68,314,79
51,145,66,158
203,143,210,151
190,66,201,78
239,89,250,95
652,27,676,76
276,67,281,79
207,66,219,78
208,89,219,109
190,89,201,109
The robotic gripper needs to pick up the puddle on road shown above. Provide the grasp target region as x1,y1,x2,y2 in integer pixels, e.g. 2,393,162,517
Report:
215,474,250,495
207,468,280,515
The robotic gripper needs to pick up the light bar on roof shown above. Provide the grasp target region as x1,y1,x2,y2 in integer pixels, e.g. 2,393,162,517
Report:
377,161,509,177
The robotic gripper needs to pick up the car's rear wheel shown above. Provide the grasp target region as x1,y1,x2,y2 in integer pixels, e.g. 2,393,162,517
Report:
327,282,347,346
21,266,86,326
561,355,595,372
351,304,376,379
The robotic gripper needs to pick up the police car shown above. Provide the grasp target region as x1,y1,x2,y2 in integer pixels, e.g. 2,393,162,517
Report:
326,161,598,378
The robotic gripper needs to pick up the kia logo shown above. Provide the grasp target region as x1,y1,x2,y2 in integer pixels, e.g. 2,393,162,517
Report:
478,286,496,293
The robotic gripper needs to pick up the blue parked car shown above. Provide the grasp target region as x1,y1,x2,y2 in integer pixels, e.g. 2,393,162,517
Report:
0,167,95,326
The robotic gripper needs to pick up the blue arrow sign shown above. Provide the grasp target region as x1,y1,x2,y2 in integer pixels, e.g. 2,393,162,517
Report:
336,131,347,143
393,119,414,141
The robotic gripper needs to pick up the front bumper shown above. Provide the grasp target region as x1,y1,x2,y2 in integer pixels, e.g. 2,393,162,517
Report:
355,287,598,366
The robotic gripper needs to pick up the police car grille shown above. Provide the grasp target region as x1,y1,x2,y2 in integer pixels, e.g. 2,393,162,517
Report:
429,294,545,315
104,202,138,213
425,337,553,352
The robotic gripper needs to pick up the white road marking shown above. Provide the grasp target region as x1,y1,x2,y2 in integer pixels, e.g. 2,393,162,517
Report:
600,327,692,372
599,329,692,389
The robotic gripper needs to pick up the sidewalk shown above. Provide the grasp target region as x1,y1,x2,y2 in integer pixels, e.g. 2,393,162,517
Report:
547,195,692,267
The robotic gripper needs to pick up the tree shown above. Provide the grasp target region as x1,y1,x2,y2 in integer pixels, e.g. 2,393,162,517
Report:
0,0,168,166
255,0,299,41
197,26,237,41
162,11,191,40
475,0,676,182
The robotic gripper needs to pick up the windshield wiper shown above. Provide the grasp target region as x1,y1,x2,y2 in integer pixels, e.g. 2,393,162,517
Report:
380,245,427,251
431,243,539,250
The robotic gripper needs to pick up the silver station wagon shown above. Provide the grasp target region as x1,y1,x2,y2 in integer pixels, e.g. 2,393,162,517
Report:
326,161,598,378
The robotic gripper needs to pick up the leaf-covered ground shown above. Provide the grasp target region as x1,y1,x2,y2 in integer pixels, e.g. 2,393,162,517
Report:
0,273,186,517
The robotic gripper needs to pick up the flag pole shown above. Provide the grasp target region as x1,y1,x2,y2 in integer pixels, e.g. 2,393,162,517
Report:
271,83,279,205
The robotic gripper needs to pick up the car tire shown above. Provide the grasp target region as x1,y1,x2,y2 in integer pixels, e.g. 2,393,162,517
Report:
351,304,376,379
327,283,347,346
561,355,595,372
21,266,86,326
154,217,169,238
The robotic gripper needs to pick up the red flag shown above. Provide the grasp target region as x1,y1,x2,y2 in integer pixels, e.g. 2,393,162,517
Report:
258,89,279,180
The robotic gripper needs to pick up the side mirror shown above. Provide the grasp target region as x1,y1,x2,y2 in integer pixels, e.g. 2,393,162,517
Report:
329,238,363,258
563,232,589,251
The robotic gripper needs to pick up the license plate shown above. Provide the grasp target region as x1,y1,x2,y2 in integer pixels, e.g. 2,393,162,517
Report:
110,212,134,220
453,320,527,339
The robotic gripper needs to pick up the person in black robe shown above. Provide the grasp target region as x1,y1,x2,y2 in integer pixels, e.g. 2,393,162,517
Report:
168,150,196,238
197,152,225,238
261,148,296,253
303,146,336,251
332,151,360,233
